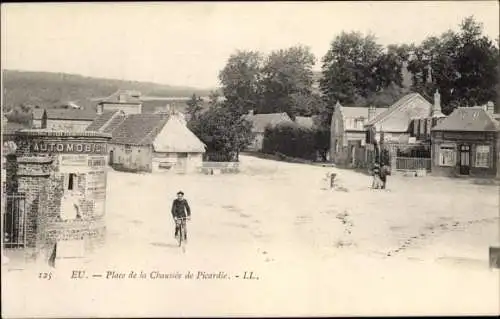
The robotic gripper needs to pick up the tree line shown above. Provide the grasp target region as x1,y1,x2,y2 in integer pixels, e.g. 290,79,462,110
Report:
188,16,499,161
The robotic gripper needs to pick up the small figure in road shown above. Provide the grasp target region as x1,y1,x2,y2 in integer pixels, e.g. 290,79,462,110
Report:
330,172,337,189
171,191,191,241
372,162,382,189
380,165,390,189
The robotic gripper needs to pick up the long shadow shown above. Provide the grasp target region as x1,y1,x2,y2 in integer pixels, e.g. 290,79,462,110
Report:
150,242,180,249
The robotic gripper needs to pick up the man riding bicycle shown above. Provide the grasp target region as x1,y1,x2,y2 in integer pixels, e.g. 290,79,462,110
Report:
171,191,191,241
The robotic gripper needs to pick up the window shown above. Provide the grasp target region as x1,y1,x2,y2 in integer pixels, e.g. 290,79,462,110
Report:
355,119,364,129
419,120,425,137
475,145,490,168
439,145,456,167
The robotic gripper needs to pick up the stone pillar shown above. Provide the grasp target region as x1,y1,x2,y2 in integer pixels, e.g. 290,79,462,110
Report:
11,130,111,264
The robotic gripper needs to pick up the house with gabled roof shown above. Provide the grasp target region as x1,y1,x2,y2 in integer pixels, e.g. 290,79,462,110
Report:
330,102,386,166
364,93,433,143
33,108,98,132
86,111,205,173
85,110,127,133
96,90,143,115
431,104,500,178
242,110,293,151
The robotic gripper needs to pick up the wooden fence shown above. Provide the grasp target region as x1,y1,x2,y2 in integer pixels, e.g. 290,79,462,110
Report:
395,157,432,171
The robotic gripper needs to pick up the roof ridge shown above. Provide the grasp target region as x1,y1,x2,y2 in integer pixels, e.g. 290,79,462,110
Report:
482,108,500,130
367,93,424,126
99,110,122,132
138,114,169,144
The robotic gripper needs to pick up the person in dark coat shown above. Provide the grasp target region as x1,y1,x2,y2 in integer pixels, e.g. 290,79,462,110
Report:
171,191,191,240
379,166,387,189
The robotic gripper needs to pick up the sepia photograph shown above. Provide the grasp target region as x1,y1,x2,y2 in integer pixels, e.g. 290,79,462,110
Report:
1,1,499,317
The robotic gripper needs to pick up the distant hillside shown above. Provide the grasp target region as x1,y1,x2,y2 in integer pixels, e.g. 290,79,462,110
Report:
1,70,216,111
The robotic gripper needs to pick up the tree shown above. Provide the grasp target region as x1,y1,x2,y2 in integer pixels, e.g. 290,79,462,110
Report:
186,93,204,120
320,32,384,106
208,90,223,109
367,82,409,107
188,107,253,162
5,104,33,126
372,44,411,91
453,17,498,108
407,16,498,114
218,50,263,116
260,46,316,119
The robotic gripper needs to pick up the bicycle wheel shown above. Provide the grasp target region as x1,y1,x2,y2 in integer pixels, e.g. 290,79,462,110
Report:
178,223,183,247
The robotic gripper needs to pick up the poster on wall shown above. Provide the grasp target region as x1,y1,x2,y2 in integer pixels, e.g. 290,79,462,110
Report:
88,156,107,170
86,170,106,216
59,154,89,173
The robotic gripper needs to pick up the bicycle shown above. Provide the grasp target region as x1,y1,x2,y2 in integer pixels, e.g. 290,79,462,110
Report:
175,217,189,247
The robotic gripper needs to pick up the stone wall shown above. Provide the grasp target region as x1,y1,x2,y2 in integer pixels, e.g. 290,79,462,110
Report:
110,144,152,172
6,130,111,262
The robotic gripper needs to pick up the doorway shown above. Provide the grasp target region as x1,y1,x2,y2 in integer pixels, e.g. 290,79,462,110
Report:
459,144,471,175
176,153,188,173
350,145,356,166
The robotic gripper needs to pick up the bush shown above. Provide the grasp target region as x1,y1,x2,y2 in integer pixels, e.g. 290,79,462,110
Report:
262,123,323,161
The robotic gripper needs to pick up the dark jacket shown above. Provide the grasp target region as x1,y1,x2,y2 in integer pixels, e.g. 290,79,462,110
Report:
171,199,191,218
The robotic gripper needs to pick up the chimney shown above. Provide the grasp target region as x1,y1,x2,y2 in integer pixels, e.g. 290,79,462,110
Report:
432,89,444,118
368,105,376,121
486,101,495,114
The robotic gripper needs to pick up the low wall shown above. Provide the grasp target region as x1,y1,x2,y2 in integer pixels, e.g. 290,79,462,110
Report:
199,161,240,174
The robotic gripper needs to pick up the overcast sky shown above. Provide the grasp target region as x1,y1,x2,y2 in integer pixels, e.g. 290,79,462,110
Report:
2,2,499,89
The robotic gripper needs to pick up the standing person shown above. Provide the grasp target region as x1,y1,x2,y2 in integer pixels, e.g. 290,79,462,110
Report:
380,164,390,189
171,191,191,241
379,148,391,190
372,162,381,189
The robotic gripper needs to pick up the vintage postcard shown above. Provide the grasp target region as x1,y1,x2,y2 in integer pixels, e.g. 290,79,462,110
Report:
1,1,499,317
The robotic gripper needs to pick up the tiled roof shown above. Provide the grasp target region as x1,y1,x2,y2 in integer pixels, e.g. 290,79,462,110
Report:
86,111,118,131
341,106,386,119
242,112,293,133
45,108,97,121
432,107,500,132
102,112,127,133
31,108,45,120
110,113,169,145
365,93,432,131
98,90,142,105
